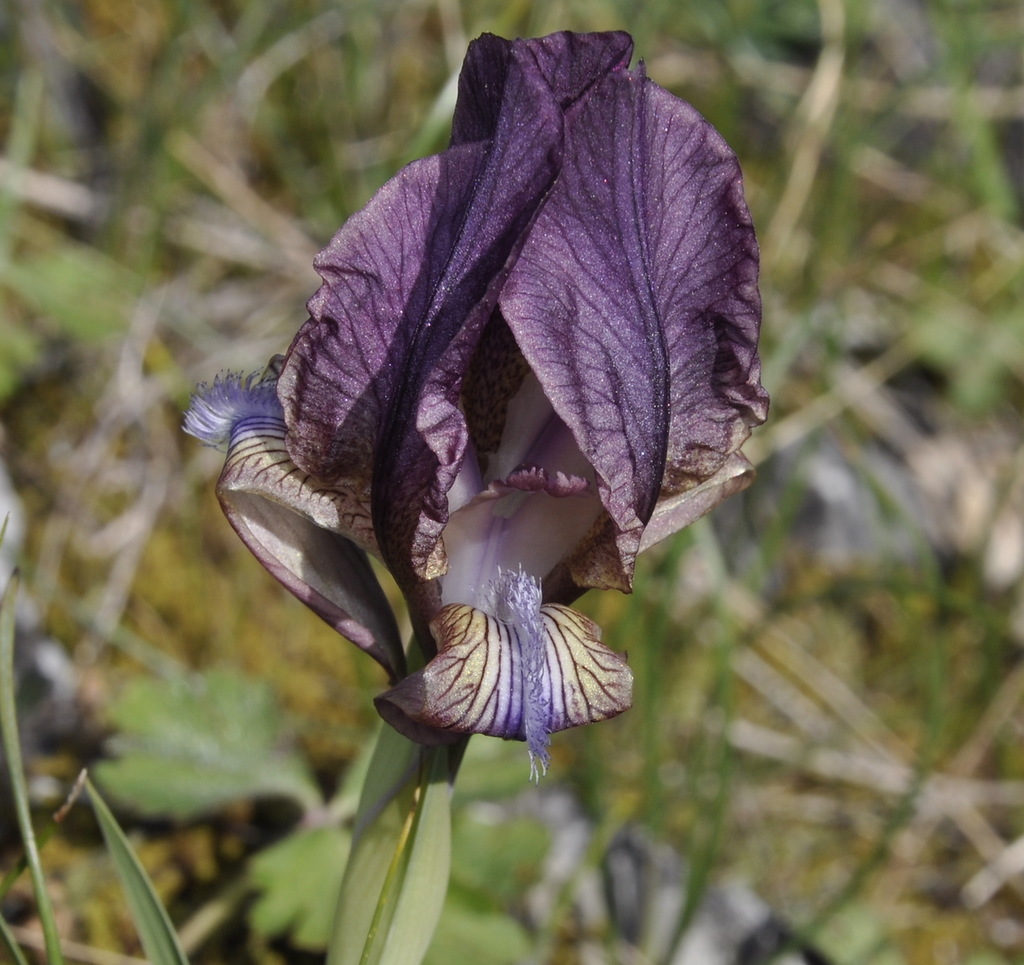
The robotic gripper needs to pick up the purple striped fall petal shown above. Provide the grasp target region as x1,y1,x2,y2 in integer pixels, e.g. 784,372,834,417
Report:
185,366,404,679
377,568,631,779
185,31,767,776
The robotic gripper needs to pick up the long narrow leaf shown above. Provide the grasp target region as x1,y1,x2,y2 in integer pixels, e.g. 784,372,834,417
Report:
327,727,453,965
86,777,190,965
0,769,88,900
373,746,451,965
328,726,417,965
0,913,31,965
0,573,65,965
0,828,51,900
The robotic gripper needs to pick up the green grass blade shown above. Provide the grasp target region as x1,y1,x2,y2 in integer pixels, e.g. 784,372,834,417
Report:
0,770,88,900
0,912,32,965
85,776,190,965
0,574,65,965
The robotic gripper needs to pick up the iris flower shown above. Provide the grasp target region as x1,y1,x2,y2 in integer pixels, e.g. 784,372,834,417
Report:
185,30,767,777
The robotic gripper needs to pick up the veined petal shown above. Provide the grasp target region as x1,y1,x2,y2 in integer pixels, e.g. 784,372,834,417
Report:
450,31,633,146
186,374,404,679
280,34,643,593
639,450,755,553
441,373,604,609
279,48,567,589
375,569,632,779
500,67,768,591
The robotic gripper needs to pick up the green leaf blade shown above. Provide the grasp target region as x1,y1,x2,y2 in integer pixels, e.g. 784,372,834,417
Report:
85,776,190,965
327,728,454,965
376,747,451,965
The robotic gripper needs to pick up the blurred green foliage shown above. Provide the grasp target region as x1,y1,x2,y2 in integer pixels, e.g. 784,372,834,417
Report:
1,0,1023,962
248,826,350,949
95,669,323,817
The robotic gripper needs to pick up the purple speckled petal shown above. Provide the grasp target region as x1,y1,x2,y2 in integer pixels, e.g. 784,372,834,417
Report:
499,68,768,590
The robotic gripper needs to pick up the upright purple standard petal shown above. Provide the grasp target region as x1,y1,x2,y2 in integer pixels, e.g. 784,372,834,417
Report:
450,31,633,145
278,34,641,606
279,56,560,600
499,67,768,592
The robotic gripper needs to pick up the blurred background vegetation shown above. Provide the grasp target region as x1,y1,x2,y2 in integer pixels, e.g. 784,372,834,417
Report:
1,0,1022,962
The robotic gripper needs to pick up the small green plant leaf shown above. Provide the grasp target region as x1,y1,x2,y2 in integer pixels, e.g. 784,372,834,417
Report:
815,901,906,965
86,776,190,965
249,824,351,949
94,668,322,817
327,726,453,965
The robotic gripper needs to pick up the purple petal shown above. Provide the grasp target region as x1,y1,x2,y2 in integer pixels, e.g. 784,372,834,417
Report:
375,568,632,777
279,65,563,588
183,372,282,450
639,451,755,553
499,68,768,588
219,482,403,679
279,36,636,592
450,31,633,146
